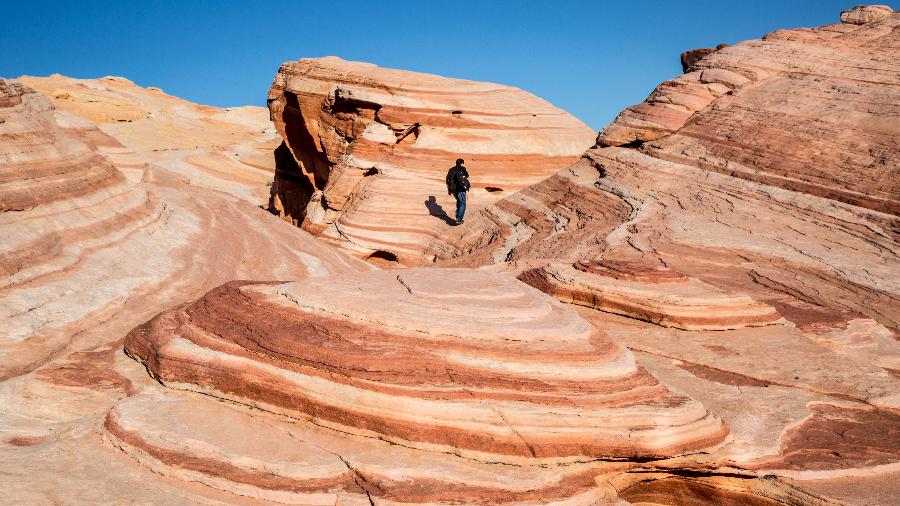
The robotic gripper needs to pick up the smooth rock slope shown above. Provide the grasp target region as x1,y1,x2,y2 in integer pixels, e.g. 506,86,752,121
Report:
0,77,369,502
20,74,280,205
267,57,595,265
426,7,900,504
518,260,785,330
2,5,899,505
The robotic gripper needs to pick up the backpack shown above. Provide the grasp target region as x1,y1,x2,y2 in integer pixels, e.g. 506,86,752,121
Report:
456,170,471,192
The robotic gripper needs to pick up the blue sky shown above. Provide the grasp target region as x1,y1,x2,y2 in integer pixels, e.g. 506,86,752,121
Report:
1,1,885,130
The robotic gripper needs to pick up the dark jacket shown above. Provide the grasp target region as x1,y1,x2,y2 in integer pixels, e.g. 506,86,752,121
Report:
446,165,470,195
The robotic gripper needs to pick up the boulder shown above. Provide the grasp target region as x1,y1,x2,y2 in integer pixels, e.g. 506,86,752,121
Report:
840,5,892,24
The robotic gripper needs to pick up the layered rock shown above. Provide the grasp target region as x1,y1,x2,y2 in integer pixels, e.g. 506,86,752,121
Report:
424,9,900,503
519,260,784,330
124,269,728,465
595,7,898,214
3,6,900,505
19,74,279,205
0,76,372,504
0,77,364,381
840,4,893,24
267,57,595,264
105,389,611,504
432,9,899,333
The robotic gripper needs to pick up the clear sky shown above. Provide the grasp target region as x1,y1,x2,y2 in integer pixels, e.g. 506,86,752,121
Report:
1,0,886,130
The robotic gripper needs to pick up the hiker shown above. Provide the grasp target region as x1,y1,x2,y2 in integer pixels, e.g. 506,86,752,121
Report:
445,158,471,225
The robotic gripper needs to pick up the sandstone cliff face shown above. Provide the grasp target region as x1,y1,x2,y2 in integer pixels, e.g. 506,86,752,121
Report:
267,57,595,265
595,6,898,214
19,74,280,206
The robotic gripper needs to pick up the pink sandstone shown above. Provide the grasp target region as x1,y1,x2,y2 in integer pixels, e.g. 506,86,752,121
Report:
2,6,899,505
19,74,280,206
266,57,596,265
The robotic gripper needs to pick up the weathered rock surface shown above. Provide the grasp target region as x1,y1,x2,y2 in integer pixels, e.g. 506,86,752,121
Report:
0,77,372,503
424,8,900,504
432,9,899,330
519,260,785,330
595,7,898,214
123,269,728,460
840,4,893,24
3,6,900,505
0,80,362,379
267,57,595,265
20,74,279,205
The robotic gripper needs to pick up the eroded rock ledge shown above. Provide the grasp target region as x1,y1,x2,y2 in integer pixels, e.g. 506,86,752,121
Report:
519,260,785,330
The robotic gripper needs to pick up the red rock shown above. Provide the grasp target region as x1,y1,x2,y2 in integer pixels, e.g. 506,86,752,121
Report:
596,11,899,214
840,5,892,24
0,77,366,380
267,57,596,264
422,11,900,503
2,7,899,505
518,260,784,330
680,47,717,72
20,74,280,206
123,270,729,463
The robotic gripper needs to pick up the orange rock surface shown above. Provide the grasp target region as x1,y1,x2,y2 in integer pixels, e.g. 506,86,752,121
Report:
425,9,900,503
267,57,595,265
0,78,371,502
519,260,785,330
19,74,279,205
2,6,899,505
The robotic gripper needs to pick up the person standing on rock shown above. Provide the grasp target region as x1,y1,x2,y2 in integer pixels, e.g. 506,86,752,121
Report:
446,158,471,225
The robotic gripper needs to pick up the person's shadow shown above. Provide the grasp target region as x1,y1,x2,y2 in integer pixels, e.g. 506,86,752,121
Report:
425,195,455,225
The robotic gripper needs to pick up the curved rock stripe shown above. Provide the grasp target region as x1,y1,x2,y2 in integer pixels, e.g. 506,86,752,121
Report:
0,78,366,380
597,8,899,214
19,74,280,206
519,260,784,330
124,268,729,464
105,392,621,505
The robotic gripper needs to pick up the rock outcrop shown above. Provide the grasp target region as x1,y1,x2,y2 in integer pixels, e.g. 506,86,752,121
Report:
118,268,729,502
0,77,365,380
424,9,900,504
3,6,899,505
20,74,279,205
840,4,893,24
267,57,595,265
594,8,898,215
679,45,730,72
519,260,784,330
0,77,369,503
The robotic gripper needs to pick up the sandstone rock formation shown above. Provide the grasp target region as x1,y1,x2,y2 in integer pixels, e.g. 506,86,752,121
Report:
423,8,900,503
20,74,279,205
679,45,730,73
3,5,900,505
594,9,898,215
0,75,366,377
840,4,893,24
266,57,595,265
0,77,372,502
518,260,785,330
108,268,735,502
